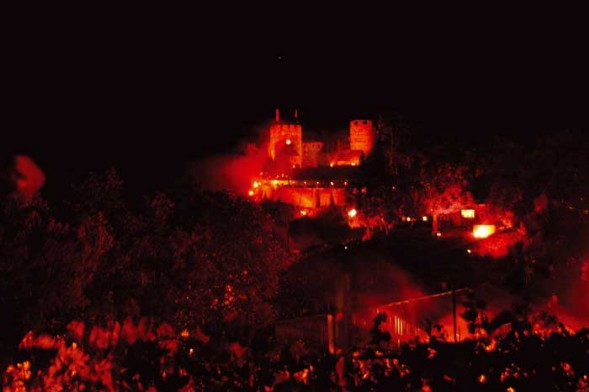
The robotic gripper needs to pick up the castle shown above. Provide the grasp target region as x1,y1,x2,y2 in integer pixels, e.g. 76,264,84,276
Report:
267,108,375,170
250,109,376,212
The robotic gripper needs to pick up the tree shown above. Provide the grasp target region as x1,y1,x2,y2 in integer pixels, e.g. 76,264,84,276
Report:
1,167,294,362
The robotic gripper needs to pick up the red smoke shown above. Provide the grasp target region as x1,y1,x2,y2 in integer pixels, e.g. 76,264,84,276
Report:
189,122,282,194
190,143,267,194
11,155,46,202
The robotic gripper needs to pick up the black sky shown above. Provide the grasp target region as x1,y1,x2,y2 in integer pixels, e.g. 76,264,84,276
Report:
4,6,588,195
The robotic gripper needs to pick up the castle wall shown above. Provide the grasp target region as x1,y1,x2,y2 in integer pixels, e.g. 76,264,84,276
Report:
262,186,348,208
302,141,324,167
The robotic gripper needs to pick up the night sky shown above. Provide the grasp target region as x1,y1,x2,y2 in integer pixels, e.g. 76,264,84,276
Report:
4,6,587,196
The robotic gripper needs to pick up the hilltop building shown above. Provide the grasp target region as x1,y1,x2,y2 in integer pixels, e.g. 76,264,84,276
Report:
267,109,375,170
250,109,377,212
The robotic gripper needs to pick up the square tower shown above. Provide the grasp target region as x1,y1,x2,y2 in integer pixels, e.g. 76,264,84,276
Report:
349,119,374,157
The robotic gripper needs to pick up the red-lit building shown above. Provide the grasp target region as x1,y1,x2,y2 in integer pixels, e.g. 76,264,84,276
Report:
250,110,376,211
267,109,374,170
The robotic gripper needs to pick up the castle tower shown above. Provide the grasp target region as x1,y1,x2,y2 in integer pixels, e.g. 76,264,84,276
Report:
268,108,303,168
349,119,374,157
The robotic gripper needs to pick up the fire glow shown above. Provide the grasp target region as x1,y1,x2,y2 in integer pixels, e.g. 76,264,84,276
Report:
473,224,496,239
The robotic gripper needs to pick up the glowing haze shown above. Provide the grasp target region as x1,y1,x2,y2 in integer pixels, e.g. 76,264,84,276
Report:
189,124,271,193
1,155,46,203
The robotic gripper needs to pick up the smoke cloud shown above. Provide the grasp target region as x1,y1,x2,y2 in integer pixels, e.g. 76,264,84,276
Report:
1,155,46,203
189,124,270,194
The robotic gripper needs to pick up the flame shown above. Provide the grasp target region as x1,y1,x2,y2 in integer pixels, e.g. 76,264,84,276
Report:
348,209,358,218
473,224,495,239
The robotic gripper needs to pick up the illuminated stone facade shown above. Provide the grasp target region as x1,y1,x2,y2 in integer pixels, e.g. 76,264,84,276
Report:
267,111,375,169
258,184,348,208
268,122,303,168
255,111,377,210
302,141,324,167
349,119,374,157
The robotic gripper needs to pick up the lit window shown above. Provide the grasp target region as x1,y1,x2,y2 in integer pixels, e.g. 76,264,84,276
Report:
461,209,475,219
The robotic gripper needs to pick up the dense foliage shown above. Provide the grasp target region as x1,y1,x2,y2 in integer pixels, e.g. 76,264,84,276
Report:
3,312,587,391
0,169,292,364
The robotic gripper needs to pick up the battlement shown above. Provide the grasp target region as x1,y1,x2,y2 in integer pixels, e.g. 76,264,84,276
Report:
266,110,376,170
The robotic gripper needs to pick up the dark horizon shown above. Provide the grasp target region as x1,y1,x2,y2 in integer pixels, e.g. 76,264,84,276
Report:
4,7,587,196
